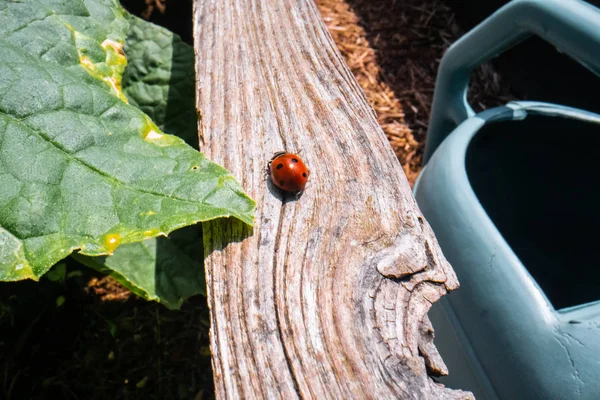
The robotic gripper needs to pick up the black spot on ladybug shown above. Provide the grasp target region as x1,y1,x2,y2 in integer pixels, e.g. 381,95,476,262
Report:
279,180,285,187
276,163,283,169
291,158,298,163
302,172,307,178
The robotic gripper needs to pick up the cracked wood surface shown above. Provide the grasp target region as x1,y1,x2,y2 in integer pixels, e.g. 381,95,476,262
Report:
194,0,473,398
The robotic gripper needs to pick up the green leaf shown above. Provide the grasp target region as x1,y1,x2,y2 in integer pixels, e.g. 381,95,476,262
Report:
73,15,207,309
122,14,198,148
56,295,66,307
45,262,67,284
0,0,256,282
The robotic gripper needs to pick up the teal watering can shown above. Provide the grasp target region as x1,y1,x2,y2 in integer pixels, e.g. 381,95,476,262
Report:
414,0,600,399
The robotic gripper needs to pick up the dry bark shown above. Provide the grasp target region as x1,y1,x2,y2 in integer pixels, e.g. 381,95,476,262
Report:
194,0,473,398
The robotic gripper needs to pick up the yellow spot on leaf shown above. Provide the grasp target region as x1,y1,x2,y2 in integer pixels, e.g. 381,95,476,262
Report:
104,234,121,253
103,76,128,103
9,260,34,280
142,123,179,146
144,229,159,237
79,56,94,69
72,30,128,103
145,130,163,140
101,39,124,56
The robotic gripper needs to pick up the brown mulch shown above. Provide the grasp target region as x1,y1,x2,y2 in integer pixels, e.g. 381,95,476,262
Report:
318,0,513,185
0,1,516,400
87,276,134,302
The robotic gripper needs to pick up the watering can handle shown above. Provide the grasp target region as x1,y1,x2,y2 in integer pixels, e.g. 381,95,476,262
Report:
424,0,600,163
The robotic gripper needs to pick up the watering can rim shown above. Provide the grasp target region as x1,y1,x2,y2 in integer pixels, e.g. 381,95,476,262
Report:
415,101,600,317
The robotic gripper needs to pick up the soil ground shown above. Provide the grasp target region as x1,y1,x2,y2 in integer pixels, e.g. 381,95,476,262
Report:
0,1,512,399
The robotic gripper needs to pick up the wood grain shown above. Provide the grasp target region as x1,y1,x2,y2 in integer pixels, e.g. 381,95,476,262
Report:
194,0,473,398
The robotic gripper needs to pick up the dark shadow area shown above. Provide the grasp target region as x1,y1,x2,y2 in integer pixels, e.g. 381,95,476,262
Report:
0,257,215,400
466,115,600,310
265,170,307,204
153,225,206,307
201,219,255,258
121,0,194,45
164,33,199,149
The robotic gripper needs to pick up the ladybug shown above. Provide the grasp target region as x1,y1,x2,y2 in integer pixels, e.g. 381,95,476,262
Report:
267,152,310,194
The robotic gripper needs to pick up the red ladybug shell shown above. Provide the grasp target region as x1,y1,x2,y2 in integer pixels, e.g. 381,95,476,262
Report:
268,152,309,193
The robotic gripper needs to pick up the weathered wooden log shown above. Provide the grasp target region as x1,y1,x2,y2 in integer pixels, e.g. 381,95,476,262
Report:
194,0,473,398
